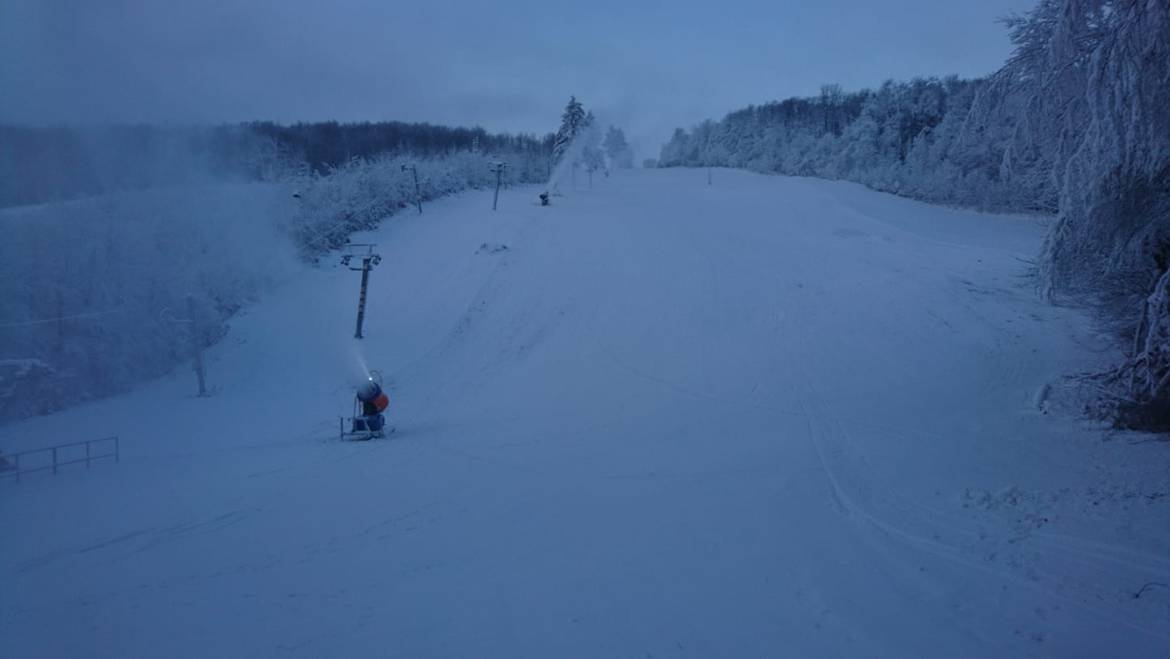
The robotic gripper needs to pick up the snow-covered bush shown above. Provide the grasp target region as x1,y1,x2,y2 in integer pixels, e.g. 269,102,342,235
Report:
658,75,1043,213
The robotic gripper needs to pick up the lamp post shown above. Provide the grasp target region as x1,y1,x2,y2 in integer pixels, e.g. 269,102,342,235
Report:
342,244,382,339
401,164,422,214
490,162,507,211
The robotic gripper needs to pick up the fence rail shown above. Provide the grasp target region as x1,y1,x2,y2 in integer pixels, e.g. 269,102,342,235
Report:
0,436,119,482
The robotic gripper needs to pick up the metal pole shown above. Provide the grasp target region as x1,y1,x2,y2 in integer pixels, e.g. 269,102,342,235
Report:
354,256,372,339
187,295,207,397
412,167,422,214
492,166,503,211
708,168,712,185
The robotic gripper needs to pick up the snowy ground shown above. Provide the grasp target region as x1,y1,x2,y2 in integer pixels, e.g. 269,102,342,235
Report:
2,168,1168,657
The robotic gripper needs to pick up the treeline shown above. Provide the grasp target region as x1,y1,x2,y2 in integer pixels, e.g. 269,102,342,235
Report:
658,76,1043,212
659,0,1170,426
287,149,554,258
247,120,555,175
0,121,555,208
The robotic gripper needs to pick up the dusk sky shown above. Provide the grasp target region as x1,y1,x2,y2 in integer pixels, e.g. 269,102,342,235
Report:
2,0,1036,154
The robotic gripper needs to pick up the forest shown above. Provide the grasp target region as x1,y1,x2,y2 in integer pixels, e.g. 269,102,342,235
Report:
0,121,555,208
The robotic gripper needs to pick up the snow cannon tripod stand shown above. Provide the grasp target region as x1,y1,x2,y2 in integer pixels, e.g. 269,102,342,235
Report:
340,371,392,441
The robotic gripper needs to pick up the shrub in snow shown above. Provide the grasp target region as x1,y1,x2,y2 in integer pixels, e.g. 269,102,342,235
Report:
0,359,65,419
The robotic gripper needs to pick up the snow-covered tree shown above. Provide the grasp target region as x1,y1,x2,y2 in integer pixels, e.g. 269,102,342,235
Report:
1035,0,1170,423
553,96,587,165
603,126,634,168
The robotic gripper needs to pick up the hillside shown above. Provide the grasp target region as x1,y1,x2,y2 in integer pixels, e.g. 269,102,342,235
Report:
2,169,1168,657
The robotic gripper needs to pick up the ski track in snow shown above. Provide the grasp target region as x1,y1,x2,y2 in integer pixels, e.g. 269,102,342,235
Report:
2,169,1168,658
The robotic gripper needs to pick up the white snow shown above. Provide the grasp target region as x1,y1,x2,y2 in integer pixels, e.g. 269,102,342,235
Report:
2,168,1168,657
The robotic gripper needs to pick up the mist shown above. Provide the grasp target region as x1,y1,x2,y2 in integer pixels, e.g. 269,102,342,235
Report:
1,0,1036,157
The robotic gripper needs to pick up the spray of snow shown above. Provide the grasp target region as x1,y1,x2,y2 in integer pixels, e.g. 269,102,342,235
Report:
351,342,373,384
545,112,612,194
546,133,589,194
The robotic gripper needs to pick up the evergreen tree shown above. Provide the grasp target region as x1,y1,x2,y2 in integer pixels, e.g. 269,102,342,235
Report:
553,95,587,164
603,126,634,168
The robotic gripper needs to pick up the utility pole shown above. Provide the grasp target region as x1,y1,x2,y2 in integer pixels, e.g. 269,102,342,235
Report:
342,244,382,339
708,168,713,186
490,162,507,211
401,164,422,214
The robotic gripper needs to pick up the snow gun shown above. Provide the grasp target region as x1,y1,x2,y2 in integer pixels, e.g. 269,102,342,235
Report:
340,372,391,441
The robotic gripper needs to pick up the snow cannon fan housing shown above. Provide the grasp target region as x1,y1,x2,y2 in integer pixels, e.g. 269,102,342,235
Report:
357,380,380,402
357,381,390,412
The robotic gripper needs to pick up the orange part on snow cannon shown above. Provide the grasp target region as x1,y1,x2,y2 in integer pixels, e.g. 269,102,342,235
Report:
372,392,389,412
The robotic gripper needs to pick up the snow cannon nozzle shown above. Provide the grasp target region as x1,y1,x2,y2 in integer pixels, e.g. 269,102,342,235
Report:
356,379,382,402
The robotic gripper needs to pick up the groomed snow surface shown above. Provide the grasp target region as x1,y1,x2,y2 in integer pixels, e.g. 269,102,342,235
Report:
3,168,1168,657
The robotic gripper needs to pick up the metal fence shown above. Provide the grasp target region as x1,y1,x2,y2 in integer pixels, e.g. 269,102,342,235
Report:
0,436,119,482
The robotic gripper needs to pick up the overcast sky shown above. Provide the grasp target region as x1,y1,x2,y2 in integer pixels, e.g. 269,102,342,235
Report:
1,0,1036,154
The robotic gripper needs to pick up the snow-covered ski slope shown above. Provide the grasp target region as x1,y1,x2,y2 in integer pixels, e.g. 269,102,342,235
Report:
3,168,1168,657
